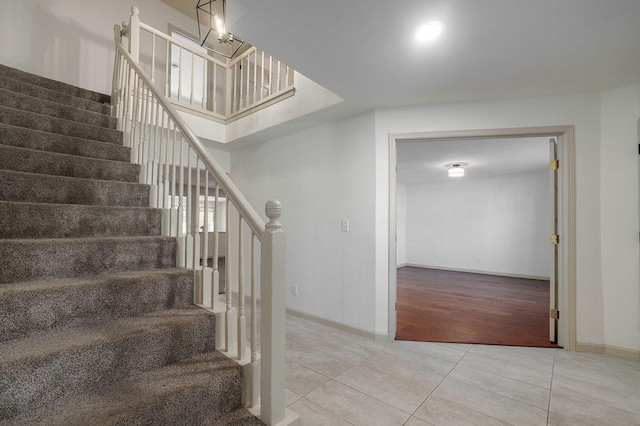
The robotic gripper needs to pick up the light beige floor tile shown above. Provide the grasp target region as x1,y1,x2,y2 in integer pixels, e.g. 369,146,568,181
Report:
392,340,468,363
335,364,439,413
288,398,352,426
552,373,640,416
547,411,593,426
457,352,552,389
414,395,511,426
553,356,640,393
403,416,433,426
285,359,331,396
448,365,550,409
285,388,302,406
432,378,548,426
286,340,356,378
549,388,640,425
468,344,556,373
362,346,456,378
306,381,410,426
313,332,388,363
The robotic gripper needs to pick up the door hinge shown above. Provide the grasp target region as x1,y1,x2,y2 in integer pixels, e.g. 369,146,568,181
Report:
550,160,559,170
550,234,560,244
550,309,560,320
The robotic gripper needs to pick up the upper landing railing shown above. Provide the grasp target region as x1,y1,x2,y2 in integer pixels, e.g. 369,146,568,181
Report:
122,7,294,123
111,7,292,425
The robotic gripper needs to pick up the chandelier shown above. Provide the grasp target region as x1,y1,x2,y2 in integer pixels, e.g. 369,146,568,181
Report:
196,0,244,59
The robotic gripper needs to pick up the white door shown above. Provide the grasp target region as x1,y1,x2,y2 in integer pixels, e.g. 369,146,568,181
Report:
549,138,559,343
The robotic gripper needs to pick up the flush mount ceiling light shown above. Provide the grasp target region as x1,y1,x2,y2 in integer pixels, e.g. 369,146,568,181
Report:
446,162,467,177
196,0,244,59
415,21,444,42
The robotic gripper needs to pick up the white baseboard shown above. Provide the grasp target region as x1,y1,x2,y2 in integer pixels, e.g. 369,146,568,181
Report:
401,263,550,281
286,308,389,341
575,342,640,361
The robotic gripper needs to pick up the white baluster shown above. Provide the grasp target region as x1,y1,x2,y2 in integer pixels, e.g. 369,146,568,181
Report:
252,50,258,106
248,233,259,407
211,184,221,310
176,135,186,268
193,159,202,304
184,147,194,271
237,217,246,360
225,200,235,352
201,169,212,307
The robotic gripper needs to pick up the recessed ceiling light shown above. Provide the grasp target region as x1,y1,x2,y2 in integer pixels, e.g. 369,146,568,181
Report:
415,21,444,42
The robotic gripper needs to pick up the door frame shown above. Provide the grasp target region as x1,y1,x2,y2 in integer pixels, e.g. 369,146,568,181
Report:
388,125,576,350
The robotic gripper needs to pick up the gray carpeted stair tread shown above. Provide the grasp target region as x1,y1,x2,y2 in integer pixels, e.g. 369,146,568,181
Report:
0,105,122,144
0,351,253,426
0,269,194,342
0,123,130,162
0,201,162,239
0,74,111,115
0,144,139,182
0,64,110,104
0,169,150,207
0,88,115,129
0,236,177,284
0,308,216,420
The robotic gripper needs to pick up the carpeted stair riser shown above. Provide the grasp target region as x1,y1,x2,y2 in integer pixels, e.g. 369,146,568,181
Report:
0,351,253,426
0,75,111,115
0,144,140,182
0,269,194,342
0,105,122,144
0,236,177,284
0,201,161,239
0,65,262,425
0,64,110,104
0,123,130,162
0,308,216,419
0,88,116,129
0,170,149,207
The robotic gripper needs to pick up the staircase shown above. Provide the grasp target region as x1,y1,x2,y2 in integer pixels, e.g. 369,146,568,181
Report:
0,64,263,425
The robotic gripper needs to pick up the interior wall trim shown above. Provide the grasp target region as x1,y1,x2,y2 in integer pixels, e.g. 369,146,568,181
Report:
403,263,550,281
576,342,640,361
286,308,389,341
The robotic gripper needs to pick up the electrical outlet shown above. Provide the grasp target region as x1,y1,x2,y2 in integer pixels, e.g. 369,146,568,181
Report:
341,219,350,232
291,285,298,296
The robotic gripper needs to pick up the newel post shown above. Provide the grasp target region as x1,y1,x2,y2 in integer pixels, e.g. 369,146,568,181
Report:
260,200,286,425
128,6,140,64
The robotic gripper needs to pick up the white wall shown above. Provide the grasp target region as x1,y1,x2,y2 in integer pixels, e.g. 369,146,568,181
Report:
404,171,550,278
599,85,640,352
231,112,378,333
0,0,197,95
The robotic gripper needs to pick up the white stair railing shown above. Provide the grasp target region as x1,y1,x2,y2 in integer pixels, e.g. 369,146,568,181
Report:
124,7,294,123
111,10,291,425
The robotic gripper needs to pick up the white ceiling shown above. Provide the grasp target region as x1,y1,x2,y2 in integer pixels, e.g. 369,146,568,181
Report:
224,0,640,113
397,137,551,185
162,1,640,115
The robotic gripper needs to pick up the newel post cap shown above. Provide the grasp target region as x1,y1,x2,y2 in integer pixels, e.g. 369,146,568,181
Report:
131,6,140,16
265,199,282,230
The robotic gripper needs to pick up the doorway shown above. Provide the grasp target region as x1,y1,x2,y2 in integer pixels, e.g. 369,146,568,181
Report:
387,127,576,350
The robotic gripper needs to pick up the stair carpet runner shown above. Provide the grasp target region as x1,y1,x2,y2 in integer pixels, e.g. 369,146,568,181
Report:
0,64,263,425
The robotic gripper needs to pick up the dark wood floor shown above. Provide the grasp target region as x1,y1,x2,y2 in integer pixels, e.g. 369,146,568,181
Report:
396,267,560,348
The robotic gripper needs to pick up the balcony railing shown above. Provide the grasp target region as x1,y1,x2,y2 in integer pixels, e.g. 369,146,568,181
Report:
122,7,294,123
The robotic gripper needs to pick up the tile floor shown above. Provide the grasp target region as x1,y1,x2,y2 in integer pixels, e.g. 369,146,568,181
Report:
284,315,640,426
